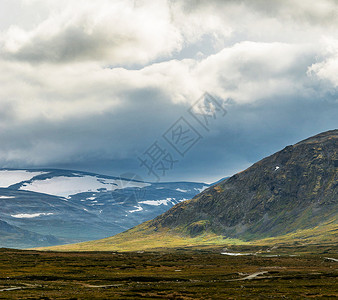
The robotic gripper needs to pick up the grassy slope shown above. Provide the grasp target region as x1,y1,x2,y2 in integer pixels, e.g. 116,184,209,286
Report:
37,217,337,252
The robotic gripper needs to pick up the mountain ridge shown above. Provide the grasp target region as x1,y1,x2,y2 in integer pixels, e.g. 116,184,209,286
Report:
0,168,209,248
0,218,60,249
44,129,337,251
149,129,337,239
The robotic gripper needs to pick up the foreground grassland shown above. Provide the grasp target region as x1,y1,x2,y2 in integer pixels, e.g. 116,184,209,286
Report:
0,245,337,299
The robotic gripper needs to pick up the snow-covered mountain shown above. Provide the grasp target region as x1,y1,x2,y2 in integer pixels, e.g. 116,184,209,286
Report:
0,169,209,248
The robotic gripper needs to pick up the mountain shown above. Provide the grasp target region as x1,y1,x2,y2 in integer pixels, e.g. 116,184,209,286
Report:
0,219,60,249
47,129,337,251
0,169,208,248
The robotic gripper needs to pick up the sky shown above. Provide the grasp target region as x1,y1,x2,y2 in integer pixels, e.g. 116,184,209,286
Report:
0,0,337,183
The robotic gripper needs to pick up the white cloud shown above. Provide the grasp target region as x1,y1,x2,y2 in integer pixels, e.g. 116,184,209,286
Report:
1,0,183,65
0,0,236,66
0,0,336,176
0,40,324,124
308,38,338,88
193,42,317,103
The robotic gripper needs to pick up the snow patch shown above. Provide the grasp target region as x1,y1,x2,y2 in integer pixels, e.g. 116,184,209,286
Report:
139,198,177,206
195,185,209,193
274,166,280,171
129,206,143,213
19,175,150,197
0,170,46,188
113,179,150,190
0,196,15,199
11,212,54,218
139,200,170,206
176,188,188,193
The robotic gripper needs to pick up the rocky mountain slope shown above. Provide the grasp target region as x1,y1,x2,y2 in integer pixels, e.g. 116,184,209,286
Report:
48,129,337,251
150,129,337,240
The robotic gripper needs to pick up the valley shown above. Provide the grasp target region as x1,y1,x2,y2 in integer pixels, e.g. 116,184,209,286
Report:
0,130,336,299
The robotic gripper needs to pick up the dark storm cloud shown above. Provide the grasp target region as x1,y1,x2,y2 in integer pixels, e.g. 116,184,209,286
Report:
0,0,337,182
0,73,336,182
0,87,184,168
158,95,338,182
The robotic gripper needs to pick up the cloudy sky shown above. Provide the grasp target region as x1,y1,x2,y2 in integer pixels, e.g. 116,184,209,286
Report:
0,0,337,183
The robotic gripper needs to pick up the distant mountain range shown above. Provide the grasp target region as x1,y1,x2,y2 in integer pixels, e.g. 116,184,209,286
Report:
48,129,337,251
0,169,209,248
0,219,60,249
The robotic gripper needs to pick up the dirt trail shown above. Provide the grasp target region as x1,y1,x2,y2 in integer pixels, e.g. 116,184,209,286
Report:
226,271,269,281
325,257,338,262
0,284,38,292
79,283,124,288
